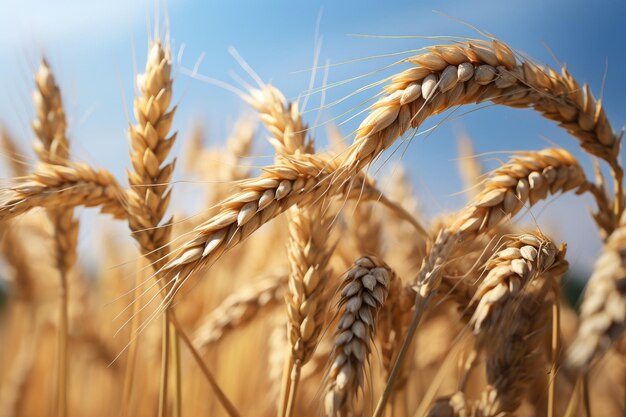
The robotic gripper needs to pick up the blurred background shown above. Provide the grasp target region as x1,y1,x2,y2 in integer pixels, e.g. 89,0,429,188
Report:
0,0,625,283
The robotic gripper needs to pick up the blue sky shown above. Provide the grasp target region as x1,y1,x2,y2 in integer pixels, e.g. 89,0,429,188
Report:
1,0,625,275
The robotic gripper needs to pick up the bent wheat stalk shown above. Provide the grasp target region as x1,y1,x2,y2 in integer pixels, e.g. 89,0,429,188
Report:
0,162,128,221
158,154,354,310
343,40,621,219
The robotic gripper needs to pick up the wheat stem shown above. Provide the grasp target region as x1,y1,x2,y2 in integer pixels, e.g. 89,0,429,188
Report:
169,313,241,417
373,293,430,417
31,58,76,417
56,275,68,417
563,377,582,417
171,318,182,417
157,314,171,417
582,374,591,417
285,361,301,417
548,287,561,417
121,262,143,417
278,353,294,417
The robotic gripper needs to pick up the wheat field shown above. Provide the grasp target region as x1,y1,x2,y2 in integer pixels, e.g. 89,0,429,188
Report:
1,6,626,417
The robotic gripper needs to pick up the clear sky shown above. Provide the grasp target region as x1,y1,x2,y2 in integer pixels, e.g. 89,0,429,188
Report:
1,0,625,276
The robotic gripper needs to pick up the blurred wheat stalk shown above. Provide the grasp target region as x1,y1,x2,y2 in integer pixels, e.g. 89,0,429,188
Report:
0,20,625,417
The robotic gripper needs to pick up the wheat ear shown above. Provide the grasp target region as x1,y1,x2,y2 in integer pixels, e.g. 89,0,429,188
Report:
478,294,551,416
417,147,587,322
159,153,354,310
245,84,313,155
427,297,550,417
451,148,589,238
588,161,617,238
470,233,568,333
344,40,621,221
0,162,128,221
567,211,626,371
31,58,76,417
131,45,239,417
0,226,37,302
127,41,176,271
125,40,179,417
324,256,395,417
193,274,287,349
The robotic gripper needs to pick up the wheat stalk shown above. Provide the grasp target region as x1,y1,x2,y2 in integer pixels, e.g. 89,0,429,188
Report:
31,59,77,417
343,41,621,218
325,256,395,417
0,224,42,417
376,278,415,407
125,40,179,417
